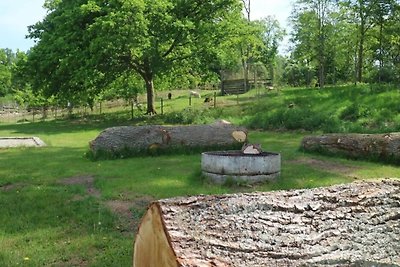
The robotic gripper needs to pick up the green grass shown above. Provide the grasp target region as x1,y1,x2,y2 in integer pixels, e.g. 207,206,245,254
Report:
1,86,399,266
245,84,400,133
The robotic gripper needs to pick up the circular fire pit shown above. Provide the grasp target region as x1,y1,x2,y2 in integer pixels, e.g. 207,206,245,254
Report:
201,151,281,184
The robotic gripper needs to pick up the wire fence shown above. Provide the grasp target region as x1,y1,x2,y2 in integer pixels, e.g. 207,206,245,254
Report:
0,88,271,124
0,99,133,124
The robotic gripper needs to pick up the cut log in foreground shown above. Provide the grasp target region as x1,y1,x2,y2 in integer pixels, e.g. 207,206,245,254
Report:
302,133,400,163
89,122,247,158
134,180,400,267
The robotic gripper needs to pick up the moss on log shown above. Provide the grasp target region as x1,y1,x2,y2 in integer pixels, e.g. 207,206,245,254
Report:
134,180,400,266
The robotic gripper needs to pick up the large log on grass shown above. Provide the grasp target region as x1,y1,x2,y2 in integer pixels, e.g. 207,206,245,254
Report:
301,133,400,163
134,180,400,266
89,122,247,158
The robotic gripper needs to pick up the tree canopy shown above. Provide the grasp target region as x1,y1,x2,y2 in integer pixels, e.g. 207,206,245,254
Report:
288,0,400,87
3,0,398,111
25,0,247,114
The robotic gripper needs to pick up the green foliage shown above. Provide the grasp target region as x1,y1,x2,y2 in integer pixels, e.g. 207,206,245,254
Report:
25,0,244,114
87,143,243,161
288,0,400,87
1,87,400,265
338,103,370,122
163,107,225,125
0,49,16,97
248,106,337,132
245,84,400,133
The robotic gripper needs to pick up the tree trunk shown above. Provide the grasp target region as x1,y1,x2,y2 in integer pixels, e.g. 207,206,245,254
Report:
144,77,156,115
357,34,364,83
357,2,366,83
133,180,400,267
378,19,384,83
301,133,400,163
89,122,248,158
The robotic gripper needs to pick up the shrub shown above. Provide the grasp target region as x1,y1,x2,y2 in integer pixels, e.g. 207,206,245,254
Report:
246,107,337,132
339,104,370,122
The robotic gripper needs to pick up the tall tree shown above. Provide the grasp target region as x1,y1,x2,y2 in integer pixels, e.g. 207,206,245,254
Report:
258,17,285,81
0,49,16,97
292,0,336,88
340,0,380,83
385,1,400,82
26,0,243,114
369,0,397,83
292,0,334,87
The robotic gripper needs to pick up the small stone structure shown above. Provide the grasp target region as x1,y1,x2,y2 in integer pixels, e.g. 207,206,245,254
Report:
0,137,46,148
201,144,281,184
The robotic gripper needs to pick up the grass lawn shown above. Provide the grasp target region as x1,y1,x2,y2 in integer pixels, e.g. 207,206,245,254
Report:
1,86,399,266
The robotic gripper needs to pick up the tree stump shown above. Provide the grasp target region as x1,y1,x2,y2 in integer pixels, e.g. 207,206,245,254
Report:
301,133,400,163
89,122,247,159
133,180,400,266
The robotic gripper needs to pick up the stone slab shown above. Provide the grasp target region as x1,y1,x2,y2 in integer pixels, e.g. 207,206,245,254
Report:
0,137,46,148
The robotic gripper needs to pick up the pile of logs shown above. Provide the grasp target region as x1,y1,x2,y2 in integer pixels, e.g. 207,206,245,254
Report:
134,180,400,266
301,133,400,163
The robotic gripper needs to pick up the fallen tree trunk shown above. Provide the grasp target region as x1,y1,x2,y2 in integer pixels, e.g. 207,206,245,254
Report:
301,133,400,163
89,122,247,159
134,180,400,267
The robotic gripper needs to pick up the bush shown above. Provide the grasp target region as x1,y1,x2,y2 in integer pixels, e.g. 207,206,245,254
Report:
163,107,226,125
338,104,369,122
246,107,338,132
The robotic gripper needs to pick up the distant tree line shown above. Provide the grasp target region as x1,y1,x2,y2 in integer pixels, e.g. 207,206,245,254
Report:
286,0,400,87
0,0,398,112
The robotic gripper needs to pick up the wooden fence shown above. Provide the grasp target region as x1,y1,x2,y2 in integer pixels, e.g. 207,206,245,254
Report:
221,79,273,95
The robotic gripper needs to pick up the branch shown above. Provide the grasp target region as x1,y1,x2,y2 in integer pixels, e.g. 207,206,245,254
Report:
162,33,182,58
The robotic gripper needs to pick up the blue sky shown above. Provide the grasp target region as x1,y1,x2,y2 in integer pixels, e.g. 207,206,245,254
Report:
0,0,292,52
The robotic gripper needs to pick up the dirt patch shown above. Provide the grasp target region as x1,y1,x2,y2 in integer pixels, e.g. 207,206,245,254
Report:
105,200,133,219
52,257,88,267
105,196,154,235
59,176,101,198
60,176,94,186
60,176,154,234
290,157,360,177
0,182,26,192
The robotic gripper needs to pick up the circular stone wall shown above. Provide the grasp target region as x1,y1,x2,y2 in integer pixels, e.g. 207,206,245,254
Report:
201,151,281,184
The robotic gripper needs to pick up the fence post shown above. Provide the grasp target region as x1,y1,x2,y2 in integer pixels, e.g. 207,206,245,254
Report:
161,98,164,115
213,92,217,108
131,100,134,120
189,96,192,106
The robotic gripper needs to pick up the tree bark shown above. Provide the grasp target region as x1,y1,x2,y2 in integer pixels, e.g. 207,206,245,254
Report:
357,30,364,83
301,133,400,163
357,0,366,83
89,123,248,158
133,180,400,267
144,76,156,115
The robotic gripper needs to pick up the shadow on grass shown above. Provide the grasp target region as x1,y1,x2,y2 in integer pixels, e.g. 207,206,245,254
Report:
0,115,132,135
0,184,114,234
0,147,96,185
